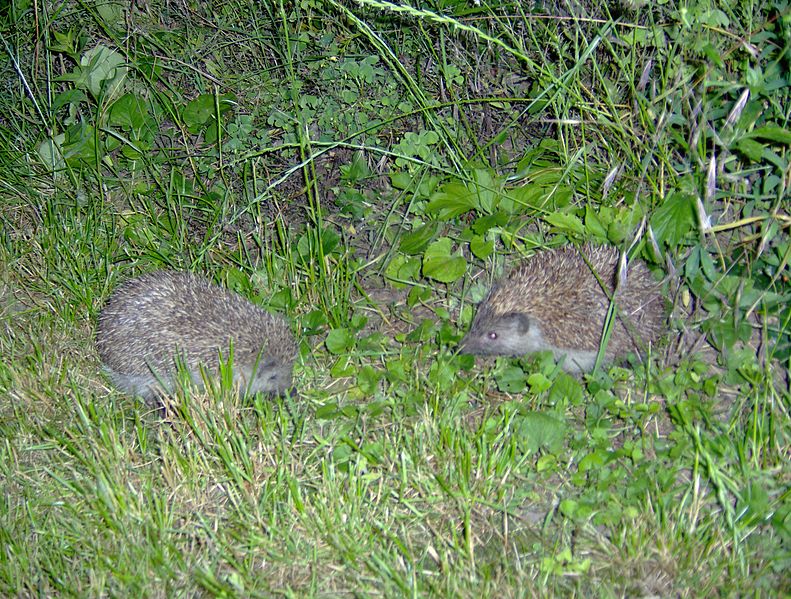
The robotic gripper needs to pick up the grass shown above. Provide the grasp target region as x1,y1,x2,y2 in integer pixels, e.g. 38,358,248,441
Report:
1,0,789,596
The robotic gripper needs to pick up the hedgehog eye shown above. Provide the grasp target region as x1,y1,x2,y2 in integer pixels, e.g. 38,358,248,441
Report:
487,331,498,340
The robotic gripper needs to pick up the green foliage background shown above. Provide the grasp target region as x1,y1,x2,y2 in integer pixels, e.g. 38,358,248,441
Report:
0,0,788,595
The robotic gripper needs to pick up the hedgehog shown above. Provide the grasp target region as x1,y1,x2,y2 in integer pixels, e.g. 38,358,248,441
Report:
460,245,666,373
96,270,297,404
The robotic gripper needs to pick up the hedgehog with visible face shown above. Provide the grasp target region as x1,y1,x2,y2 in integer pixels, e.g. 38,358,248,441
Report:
96,271,297,404
460,245,666,373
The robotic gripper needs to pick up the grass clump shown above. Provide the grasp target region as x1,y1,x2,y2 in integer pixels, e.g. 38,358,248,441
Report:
1,0,789,595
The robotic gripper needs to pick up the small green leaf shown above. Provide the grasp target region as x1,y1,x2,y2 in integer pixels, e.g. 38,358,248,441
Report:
384,254,421,288
545,212,585,235
37,134,66,171
405,319,436,343
527,372,552,393
301,310,328,336
62,122,101,166
423,256,467,283
330,356,356,378
325,328,354,354
399,222,438,255
472,212,508,235
516,411,566,453
339,152,372,183
495,364,526,393
733,138,765,162
390,171,413,190
548,373,584,405
423,238,467,283
584,206,608,241
559,499,578,518
356,365,381,395
52,89,87,111
79,45,127,100
509,185,552,210
650,191,696,247
749,125,791,144
428,358,456,391
316,401,341,419
109,94,149,130
578,449,608,473
536,454,557,472
183,94,216,130
469,235,494,259
426,182,477,219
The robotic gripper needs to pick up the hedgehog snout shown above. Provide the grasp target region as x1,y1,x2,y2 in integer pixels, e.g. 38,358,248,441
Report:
460,312,537,356
248,362,294,396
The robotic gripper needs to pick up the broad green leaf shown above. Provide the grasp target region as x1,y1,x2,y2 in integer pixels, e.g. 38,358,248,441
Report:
424,238,452,260
650,191,696,247
384,254,421,288
52,89,87,111
183,93,237,133
509,185,551,210
423,255,466,283
63,122,100,166
733,138,765,162
495,364,526,393
399,222,438,254
97,1,124,28
356,365,381,395
422,238,466,283
109,94,149,130
325,328,354,354
516,411,566,453
37,135,66,171
545,212,585,235
548,373,585,405
749,125,791,144
467,168,499,213
426,182,477,219
527,372,552,393
80,45,127,100
469,234,494,259
389,171,413,190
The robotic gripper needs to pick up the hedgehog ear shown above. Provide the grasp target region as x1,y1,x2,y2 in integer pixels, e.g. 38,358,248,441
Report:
502,312,531,334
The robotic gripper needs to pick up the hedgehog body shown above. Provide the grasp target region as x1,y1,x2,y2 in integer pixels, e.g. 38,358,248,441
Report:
460,245,666,372
96,271,297,403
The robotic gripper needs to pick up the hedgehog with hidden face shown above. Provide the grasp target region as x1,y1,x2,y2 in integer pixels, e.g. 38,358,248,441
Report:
97,270,296,403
